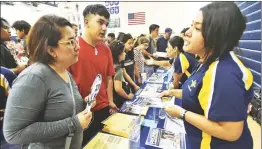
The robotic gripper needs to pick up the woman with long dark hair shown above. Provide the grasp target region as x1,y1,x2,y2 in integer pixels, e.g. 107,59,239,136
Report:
161,2,253,149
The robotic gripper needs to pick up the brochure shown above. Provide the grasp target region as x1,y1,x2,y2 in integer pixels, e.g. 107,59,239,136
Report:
102,113,143,138
120,103,149,116
83,132,129,149
147,73,165,84
145,128,186,149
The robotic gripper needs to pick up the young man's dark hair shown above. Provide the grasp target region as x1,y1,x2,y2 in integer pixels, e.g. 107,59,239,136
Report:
200,2,246,66
12,20,31,35
83,4,110,19
27,15,72,64
180,27,189,34
108,33,115,39
149,24,160,34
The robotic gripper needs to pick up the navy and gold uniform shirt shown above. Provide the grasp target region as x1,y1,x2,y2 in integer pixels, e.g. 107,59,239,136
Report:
182,51,253,149
174,52,198,87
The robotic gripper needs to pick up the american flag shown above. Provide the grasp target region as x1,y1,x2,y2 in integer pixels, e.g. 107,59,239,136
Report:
128,12,145,25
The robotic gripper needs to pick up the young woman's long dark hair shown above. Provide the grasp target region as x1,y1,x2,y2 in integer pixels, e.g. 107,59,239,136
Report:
200,2,246,66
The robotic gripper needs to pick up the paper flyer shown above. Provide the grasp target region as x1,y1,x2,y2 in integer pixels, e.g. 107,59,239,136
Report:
146,73,165,84
83,132,129,149
139,83,163,97
145,128,186,149
102,113,143,138
164,116,186,134
120,103,149,116
129,96,164,108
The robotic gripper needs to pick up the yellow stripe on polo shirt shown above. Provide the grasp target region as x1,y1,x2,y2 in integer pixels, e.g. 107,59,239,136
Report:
198,61,219,149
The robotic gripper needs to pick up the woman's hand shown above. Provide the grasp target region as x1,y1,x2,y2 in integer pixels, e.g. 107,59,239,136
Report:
77,110,93,129
164,105,185,118
134,85,140,91
109,101,119,114
145,56,155,65
159,90,171,97
128,93,134,100
84,96,96,108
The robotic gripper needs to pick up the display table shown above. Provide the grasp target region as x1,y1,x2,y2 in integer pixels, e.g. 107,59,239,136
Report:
84,68,192,149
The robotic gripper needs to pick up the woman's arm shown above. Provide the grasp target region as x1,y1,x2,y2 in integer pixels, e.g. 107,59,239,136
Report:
114,80,133,99
173,72,183,89
142,49,153,58
122,68,139,90
3,74,82,144
165,105,244,141
153,60,171,68
134,62,142,84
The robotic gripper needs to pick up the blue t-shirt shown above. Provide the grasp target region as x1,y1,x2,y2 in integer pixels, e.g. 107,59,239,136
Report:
157,35,168,52
174,52,198,87
182,51,253,149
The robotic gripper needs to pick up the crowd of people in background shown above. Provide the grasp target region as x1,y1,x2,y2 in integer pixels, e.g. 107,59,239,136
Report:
0,2,255,149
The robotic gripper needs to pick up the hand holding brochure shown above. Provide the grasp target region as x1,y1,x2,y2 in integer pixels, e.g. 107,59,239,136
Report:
86,74,102,112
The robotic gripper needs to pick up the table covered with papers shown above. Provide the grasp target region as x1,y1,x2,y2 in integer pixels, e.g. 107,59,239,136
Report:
84,68,192,149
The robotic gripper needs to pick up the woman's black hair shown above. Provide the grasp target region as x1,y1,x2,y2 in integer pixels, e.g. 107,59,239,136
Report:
200,2,246,66
119,33,133,44
117,32,125,40
109,40,125,64
168,36,184,53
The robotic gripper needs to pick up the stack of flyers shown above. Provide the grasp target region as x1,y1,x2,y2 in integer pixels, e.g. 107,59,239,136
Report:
83,132,129,149
164,116,186,134
147,73,165,84
145,128,186,149
139,84,163,97
129,96,164,108
120,103,149,116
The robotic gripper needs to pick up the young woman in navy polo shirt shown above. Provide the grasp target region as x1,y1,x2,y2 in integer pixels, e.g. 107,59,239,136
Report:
146,36,197,89
161,2,253,149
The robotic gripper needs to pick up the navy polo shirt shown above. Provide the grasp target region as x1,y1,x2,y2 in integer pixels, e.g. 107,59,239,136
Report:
182,51,253,149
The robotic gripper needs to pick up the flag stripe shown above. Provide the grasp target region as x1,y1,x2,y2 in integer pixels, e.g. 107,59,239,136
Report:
128,12,145,25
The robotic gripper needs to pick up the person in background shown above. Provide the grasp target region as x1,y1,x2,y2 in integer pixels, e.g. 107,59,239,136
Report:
147,36,183,68
3,15,93,149
12,20,31,58
157,27,172,52
71,23,79,38
133,34,146,48
134,37,149,85
68,4,118,146
143,24,159,58
180,27,189,38
0,17,26,74
171,37,197,89
161,2,253,149
0,66,19,149
110,40,134,108
119,33,140,91
146,36,185,84
107,33,115,44
116,32,125,40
